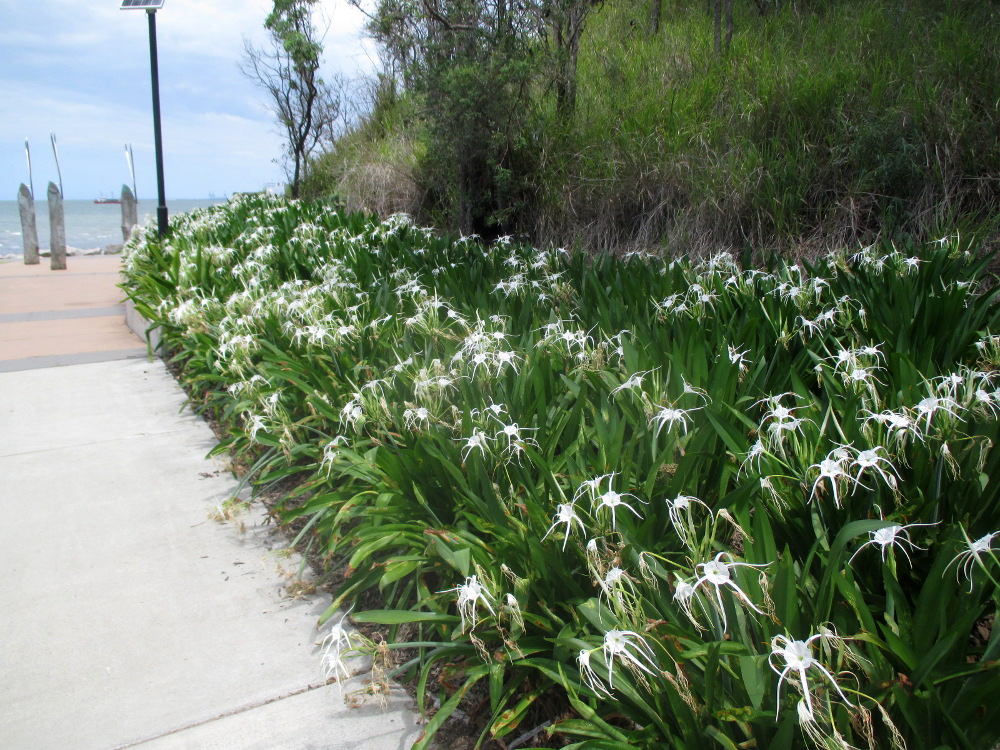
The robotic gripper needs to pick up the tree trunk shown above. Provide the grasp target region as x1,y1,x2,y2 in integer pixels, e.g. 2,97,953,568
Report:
291,153,302,198
554,3,586,118
713,0,721,57
725,0,733,51
650,0,662,35
17,184,39,265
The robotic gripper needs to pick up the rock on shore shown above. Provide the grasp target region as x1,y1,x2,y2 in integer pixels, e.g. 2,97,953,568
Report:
35,244,124,257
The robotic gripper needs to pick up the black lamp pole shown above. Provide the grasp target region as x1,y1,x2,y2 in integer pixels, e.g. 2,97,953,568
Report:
147,8,168,237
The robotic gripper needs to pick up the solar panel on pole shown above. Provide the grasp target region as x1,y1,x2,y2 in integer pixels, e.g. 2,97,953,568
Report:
122,0,169,236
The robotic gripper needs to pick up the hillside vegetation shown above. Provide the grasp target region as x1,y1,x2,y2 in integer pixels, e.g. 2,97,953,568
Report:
307,0,1000,254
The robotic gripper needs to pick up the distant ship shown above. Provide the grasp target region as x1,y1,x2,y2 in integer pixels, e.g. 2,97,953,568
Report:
94,196,121,204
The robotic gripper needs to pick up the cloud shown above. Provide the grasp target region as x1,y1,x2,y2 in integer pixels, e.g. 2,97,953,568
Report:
0,0,375,199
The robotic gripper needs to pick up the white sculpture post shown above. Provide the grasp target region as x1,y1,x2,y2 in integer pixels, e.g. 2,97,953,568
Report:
48,182,67,270
121,185,138,243
18,184,40,265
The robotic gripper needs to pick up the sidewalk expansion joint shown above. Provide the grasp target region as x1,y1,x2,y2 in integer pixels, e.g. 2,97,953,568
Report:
0,306,125,323
0,270,123,278
0,348,152,372
0,427,208,460
112,680,332,748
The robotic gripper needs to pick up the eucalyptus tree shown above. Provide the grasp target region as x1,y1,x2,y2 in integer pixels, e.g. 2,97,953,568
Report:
242,0,343,198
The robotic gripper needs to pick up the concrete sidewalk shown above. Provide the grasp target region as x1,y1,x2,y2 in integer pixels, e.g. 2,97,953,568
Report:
0,260,422,748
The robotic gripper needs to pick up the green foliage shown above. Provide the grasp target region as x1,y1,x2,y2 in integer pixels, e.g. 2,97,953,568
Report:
243,0,339,198
357,0,547,236
544,0,1000,251
122,197,1000,749
328,0,1000,253
266,0,322,70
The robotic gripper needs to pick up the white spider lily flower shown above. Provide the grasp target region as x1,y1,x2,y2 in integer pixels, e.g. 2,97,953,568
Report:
808,449,851,508
798,316,824,339
403,406,432,430
304,324,331,346
247,413,268,442
768,415,811,447
467,351,491,377
770,632,853,719
739,439,768,477
577,648,613,698
321,435,348,472
828,348,856,372
973,388,1000,417
756,393,812,450
760,400,797,424
339,398,363,431
937,372,966,399
914,395,962,431
602,629,659,691
333,323,356,342
435,375,460,391
574,472,616,503
593,486,644,530
320,611,358,688
672,578,702,629
690,552,769,632
611,369,654,396
946,529,1000,591
598,566,641,616
843,366,885,396
862,408,925,447
859,342,886,363
493,350,523,374
850,445,899,492
503,593,525,631
474,400,507,420
659,293,683,313
442,575,496,633
390,355,415,374
540,503,586,550
650,405,699,437
262,389,282,415
666,494,710,549
848,520,938,566
796,698,854,750
681,377,710,402
459,428,491,461
817,308,839,326
727,344,751,372
493,420,538,459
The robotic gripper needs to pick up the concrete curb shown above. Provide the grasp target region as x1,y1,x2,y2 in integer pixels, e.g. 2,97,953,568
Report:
125,298,163,356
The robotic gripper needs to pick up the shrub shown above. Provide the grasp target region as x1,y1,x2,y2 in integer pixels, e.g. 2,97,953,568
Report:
123,196,1000,748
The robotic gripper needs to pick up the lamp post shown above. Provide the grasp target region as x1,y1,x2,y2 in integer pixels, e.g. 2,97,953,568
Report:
121,0,168,238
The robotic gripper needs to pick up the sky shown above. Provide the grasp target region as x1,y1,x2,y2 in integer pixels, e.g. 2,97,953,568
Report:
0,0,377,200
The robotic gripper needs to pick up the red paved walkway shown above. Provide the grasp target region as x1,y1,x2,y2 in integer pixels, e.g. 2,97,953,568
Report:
0,256,147,371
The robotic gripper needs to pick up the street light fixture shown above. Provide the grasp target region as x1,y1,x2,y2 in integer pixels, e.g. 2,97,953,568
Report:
121,0,168,237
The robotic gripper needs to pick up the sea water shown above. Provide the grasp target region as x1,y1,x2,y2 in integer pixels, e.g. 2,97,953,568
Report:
0,199,223,257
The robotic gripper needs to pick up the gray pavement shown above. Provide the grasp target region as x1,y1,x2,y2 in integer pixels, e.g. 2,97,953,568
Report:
0,276,422,748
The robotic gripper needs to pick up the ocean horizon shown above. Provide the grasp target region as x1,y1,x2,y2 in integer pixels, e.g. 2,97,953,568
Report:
0,198,224,257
